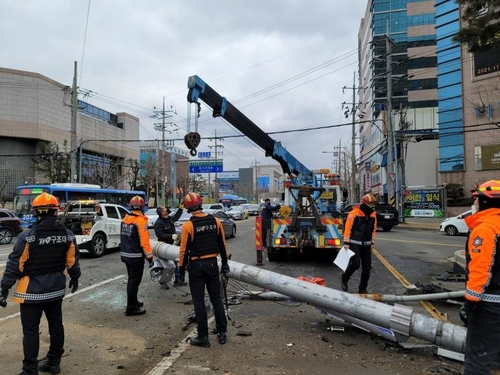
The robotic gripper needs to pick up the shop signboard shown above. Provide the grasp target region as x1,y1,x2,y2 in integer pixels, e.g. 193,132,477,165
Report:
403,188,444,218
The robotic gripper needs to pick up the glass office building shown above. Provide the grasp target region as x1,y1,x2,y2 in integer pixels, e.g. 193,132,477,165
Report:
435,0,464,172
371,0,437,118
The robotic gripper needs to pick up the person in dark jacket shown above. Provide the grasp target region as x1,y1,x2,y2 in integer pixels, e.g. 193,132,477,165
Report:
120,195,153,316
341,193,377,294
0,192,81,375
178,192,230,347
154,205,183,286
154,206,183,244
261,198,281,220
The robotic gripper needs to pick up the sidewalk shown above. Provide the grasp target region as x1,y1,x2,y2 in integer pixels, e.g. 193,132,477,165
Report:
397,217,442,231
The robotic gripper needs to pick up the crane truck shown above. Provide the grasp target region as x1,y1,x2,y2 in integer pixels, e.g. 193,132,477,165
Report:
184,75,348,263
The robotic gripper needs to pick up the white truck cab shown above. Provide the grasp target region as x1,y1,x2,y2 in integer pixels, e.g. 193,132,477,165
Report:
61,201,130,257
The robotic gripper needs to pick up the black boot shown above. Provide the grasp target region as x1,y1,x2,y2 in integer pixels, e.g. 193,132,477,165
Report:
38,357,61,374
189,335,210,347
125,306,146,316
341,275,349,292
217,332,227,344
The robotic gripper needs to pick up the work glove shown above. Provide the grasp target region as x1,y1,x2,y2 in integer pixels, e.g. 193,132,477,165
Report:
178,202,184,210
69,278,79,293
0,289,9,308
221,263,230,275
460,300,478,326
172,234,179,242
179,267,186,284
147,257,154,268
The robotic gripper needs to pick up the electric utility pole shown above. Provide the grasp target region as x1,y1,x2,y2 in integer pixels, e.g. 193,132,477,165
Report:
70,61,78,183
254,158,261,202
152,98,176,205
207,129,224,203
343,73,358,201
351,71,357,202
385,17,396,207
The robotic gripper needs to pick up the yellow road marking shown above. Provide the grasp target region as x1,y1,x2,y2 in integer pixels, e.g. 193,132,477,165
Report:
372,247,447,321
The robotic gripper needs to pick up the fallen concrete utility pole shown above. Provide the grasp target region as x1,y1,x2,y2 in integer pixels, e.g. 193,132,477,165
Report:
151,241,466,354
237,290,465,302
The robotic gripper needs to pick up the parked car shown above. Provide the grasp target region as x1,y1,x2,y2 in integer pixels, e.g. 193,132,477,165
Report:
226,206,249,220
240,203,260,216
246,204,260,216
174,209,237,238
440,210,472,236
341,202,399,232
0,208,23,244
145,208,159,228
202,203,226,211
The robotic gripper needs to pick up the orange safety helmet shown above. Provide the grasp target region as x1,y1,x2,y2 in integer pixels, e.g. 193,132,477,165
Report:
32,192,59,215
129,195,145,210
471,180,500,200
183,192,203,210
361,193,376,206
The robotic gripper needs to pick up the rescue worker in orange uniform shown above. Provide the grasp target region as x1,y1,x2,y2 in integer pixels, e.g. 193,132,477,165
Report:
341,193,377,294
120,195,153,316
178,192,230,347
462,180,500,374
0,193,81,375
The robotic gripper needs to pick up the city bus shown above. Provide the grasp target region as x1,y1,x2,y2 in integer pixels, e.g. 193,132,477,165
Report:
219,194,248,208
13,183,147,229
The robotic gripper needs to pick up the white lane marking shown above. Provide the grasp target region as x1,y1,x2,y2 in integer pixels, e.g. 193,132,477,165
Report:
147,315,216,375
0,275,125,322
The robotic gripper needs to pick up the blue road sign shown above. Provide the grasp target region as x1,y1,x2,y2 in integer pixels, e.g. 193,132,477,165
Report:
189,165,223,173
189,159,223,173
198,151,211,158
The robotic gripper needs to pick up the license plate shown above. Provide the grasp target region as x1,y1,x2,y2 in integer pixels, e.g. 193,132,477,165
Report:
384,215,391,219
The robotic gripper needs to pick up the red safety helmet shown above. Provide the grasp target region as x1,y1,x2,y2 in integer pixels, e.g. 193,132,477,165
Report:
32,193,59,215
471,180,500,200
361,193,376,206
183,192,203,210
129,195,145,210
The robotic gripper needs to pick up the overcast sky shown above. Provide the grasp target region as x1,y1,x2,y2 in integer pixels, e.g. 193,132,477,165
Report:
1,0,367,173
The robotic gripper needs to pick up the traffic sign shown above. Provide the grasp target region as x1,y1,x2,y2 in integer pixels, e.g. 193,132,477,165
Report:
198,151,211,158
189,159,223,173
189,165,223,173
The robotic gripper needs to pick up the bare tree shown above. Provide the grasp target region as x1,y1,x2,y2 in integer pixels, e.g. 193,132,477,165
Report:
0,171,12,208
466,83,500,127
138,157,158,203
82,155,122,188
126,158,141,191
177,176,191,204
32,141,71,183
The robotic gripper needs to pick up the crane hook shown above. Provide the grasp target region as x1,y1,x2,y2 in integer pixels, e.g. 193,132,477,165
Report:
184,132,201,156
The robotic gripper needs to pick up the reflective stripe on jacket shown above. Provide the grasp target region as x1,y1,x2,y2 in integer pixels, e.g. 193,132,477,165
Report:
343,205,377,246
464,208,500,302
178,211,228,269
0,216,81,304
120,211,153,263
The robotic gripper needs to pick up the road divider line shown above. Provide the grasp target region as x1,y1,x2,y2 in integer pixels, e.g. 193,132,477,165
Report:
0,275,126,322
147,315,216,375
372,248,447,321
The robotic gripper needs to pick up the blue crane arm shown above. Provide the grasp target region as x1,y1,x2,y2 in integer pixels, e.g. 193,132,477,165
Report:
187,75,312,183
